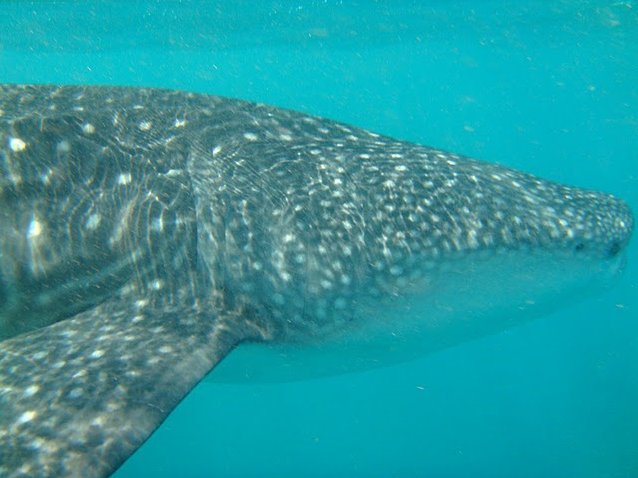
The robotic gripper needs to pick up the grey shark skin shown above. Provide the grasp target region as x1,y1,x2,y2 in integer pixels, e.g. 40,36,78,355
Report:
0,84,633,477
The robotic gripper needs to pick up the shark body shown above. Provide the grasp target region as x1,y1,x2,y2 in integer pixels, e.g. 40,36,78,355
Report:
0,84,633,477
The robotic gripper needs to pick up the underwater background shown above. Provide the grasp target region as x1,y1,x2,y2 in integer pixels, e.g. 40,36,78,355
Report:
1,1,636,476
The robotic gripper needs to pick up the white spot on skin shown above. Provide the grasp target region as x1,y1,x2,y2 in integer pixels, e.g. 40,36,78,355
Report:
152,216,164,232
243,132,258,141
383,180,395,188
212,145,222,156
118,173,132,185
28,438,44,450
139,121,152,131
23,385,39,398
27,218,42,238
320,279,333,290
72,370,87,379
53,360,67,370
9,137,27,152
467,229,479,249
40,169,54,184
57,140,71,153
174,118,187,128
90,349,105,359
82,123,95,134
17,411,37,425
86,213,101,230
68,388,83,399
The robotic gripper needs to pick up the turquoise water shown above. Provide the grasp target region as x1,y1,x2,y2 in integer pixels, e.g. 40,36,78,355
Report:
2,1,637,476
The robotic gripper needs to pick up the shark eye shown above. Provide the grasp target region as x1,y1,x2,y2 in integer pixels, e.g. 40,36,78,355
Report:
607,240,622,258
574,242,585,252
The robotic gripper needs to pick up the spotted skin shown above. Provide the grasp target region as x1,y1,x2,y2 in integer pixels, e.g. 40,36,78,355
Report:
0,300,254,477
0,84,633,477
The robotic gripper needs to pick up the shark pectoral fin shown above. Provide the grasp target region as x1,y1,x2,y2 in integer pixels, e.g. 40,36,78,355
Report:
0,299,245,478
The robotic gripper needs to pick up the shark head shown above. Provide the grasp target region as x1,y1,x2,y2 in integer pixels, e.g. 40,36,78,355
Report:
207,137,633,382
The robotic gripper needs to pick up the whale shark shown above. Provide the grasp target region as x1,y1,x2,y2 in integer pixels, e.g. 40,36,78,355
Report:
0,84,633,477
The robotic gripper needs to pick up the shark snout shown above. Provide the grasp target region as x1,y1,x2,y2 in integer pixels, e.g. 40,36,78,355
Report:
568,192,633,260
